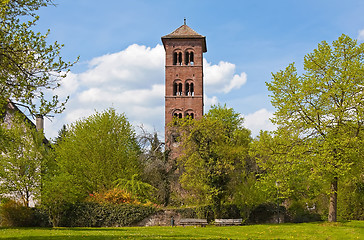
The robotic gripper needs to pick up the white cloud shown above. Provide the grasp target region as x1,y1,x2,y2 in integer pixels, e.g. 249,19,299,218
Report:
204,94,219,111
242,108,276,137
204,59,247,94
45,44,249,140
358,29,364,42
54,71,80,98
79,44,164,88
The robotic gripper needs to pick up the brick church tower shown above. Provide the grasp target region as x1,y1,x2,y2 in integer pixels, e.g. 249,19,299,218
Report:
162,22,207,147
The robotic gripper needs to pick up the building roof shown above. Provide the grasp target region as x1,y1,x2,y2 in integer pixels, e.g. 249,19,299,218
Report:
162,24,207,52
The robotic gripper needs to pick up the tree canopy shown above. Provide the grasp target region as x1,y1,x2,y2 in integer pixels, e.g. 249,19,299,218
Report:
53,108,141,196
175,104,251,217
262,34,364,222
0,0,76,115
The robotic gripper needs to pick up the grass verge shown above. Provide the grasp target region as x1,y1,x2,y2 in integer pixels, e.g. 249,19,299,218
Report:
0,221,363,239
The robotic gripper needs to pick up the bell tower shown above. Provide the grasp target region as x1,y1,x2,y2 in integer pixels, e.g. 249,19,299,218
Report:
162,22,207,147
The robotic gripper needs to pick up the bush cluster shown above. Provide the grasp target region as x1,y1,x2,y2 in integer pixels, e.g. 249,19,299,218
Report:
1,201,156,227
60,202,156,227
0,200,49,227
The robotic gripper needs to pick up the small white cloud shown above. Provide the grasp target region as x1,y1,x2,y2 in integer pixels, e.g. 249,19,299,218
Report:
222,72,247,93
65,108,95,123
242,108,276,137
54,72,80,98
204,59,247,94
358,29,364,42
204,94,219,111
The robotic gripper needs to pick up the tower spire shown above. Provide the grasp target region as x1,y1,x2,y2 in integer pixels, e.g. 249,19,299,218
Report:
184,17,186,25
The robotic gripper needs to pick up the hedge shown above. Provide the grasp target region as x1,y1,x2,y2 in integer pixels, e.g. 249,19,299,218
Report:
60,202,156,227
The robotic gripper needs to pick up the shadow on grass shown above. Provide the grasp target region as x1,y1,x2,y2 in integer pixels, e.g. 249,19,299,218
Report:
0,236,227,240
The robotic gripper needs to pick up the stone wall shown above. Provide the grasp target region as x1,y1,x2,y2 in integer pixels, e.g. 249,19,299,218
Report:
136,210,182,227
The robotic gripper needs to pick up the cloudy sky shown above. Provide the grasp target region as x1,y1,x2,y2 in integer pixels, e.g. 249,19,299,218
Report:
32,0,364,140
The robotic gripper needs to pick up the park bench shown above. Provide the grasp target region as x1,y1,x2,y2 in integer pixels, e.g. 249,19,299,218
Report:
214,219,242,226
179,218,208,227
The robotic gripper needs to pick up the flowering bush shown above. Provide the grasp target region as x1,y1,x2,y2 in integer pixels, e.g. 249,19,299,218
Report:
87,188,140,205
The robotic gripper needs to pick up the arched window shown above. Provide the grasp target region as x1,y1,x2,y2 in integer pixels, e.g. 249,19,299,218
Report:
173,80,182,96
190,82,194,96
173,52,177,65
178,83,182,96
185,50,194,65
173,82,177,96
173,51,183,65
185,81,194,96
185,52,190,65
185,82,190,96
178,52,182,65
173,110,183,120
185,111,195,119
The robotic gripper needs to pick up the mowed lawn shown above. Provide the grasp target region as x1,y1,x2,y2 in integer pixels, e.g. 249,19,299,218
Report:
0,221,363,240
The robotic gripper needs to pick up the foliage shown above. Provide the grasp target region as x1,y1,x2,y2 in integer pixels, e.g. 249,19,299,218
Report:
263,34,364,222
286,201,322,223
138,130,176,206
0,0,77,115
251,130,323,201
248,202,286,224
87,188,140,205
60,202,156,227
0,200,49,227
0,113,47,207
175,104,251,217
337,175,364,220
53,108,141,198
41,173,83,227
114,174,157,203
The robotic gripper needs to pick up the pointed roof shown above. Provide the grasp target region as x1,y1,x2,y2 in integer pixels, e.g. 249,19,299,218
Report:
162,24,207,52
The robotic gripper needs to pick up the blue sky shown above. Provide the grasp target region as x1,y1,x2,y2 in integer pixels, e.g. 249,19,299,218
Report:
33,0,364,139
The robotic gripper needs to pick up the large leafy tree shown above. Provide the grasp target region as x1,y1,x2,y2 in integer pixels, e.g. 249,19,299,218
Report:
53,108,141,197
176,105,251,217
265,34,364,222
0,0,76,115
0,113,47,207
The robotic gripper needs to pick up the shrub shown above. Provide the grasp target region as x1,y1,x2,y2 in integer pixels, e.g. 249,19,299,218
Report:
60,202,156,227
287,201,322,223
0,200,37,227
249,202,285,224
87,188,140,205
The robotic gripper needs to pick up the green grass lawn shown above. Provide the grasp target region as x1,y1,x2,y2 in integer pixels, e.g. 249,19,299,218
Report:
0,221,363,240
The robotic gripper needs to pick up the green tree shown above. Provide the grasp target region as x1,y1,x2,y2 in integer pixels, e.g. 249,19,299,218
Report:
251,130,323,204
176,104,251,217
0,113,47,207
265,34,364,222
0,0,76,115
53,108,141,198
139,130,176,206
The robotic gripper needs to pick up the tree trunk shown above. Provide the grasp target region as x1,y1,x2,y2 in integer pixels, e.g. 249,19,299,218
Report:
328,177,338,222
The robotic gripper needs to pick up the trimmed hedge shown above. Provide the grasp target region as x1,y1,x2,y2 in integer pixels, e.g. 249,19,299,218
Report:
60,202,156,227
